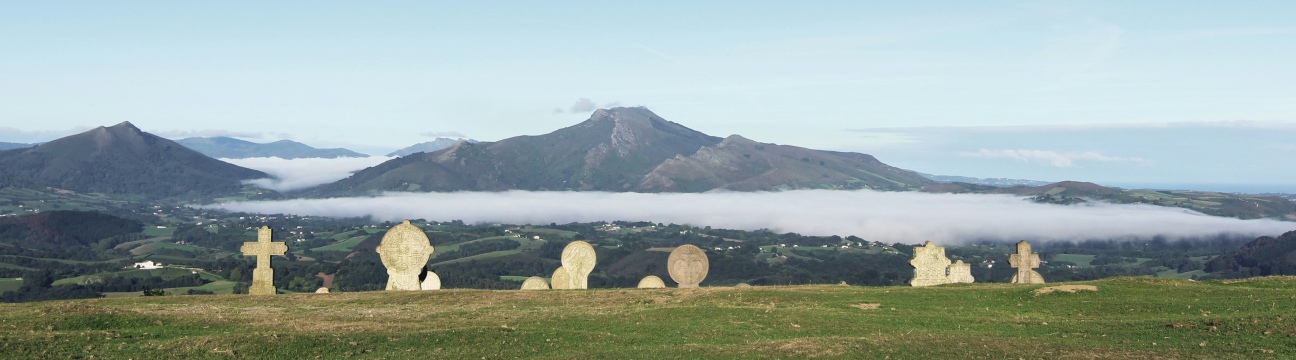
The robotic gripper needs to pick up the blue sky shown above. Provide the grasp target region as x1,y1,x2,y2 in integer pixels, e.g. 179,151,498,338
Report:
1,2,1293,191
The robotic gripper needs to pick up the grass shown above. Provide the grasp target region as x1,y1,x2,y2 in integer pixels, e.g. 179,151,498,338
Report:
2,276,1293,358
1052,254,1097,267
311,234,370,252
53,268,217,286
0,278,21,293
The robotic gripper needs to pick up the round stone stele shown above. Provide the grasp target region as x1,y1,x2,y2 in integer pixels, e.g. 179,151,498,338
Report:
421,271,441,290
560,241,596,289
637,275,666,289
551,267,571,290
667,244,709,288
520,276,550,290
315,287,330,294
375,220,435,291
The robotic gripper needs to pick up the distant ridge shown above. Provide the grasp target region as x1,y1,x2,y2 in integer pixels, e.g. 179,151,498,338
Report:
387,138,479,157
176,137,367,159
314,107,933,194
0,142,34,151
0,122,268,199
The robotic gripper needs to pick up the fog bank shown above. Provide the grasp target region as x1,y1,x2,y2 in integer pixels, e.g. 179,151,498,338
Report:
222,156,393,192
211,190,1295,244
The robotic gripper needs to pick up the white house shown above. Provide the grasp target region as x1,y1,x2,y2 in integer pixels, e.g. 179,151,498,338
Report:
128,261,162,270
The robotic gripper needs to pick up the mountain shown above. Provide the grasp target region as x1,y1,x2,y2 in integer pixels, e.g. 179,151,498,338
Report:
314,107,933,194
0,142,34,151
922,181,1296,219
0,122,268,199
638,135,932,192
388,138,479,157
175,137,366,159
917,173,1051,187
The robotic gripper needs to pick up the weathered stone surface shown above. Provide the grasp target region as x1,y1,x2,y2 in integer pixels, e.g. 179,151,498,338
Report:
520,276,550,290
560,241,596,289
946,260,975,284
909,241,951,287
240,226,287,295
637,275,666,288
315,287,330,294
1009,240,1045,284
376,220,434,291
551,267,571,290
421,270,441,290
667,244,709,288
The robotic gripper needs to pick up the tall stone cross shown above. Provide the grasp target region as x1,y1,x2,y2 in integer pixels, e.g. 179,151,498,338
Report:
1008,240,1045,284
241,226,288,295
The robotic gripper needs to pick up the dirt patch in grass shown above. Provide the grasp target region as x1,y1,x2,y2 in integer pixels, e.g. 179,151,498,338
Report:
851,303,881,310
1033,285,1098,296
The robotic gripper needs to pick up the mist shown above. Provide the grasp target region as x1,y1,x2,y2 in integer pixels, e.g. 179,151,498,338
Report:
212,190,1296,244
221,156,393,192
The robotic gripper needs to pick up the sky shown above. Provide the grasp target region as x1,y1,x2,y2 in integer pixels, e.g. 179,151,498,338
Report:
1,2,1294,191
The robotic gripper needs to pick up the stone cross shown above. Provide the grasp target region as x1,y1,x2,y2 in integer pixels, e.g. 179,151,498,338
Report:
240,226,287,295
667,244,709,288
1009,240,1045,284
908,241,952,287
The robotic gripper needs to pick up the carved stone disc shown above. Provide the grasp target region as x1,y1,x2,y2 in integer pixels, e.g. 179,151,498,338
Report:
667,244,709,288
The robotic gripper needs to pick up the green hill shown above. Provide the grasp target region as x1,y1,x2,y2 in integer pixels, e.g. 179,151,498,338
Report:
0,277,1292,358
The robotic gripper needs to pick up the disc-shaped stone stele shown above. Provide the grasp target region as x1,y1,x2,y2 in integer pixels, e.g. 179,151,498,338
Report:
637,275,666,288
667,244,709,288
520,276,550,290
551,267,571,290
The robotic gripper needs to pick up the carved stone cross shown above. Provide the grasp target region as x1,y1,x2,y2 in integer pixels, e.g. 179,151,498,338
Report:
241,226,288,295
1008,240,1045,284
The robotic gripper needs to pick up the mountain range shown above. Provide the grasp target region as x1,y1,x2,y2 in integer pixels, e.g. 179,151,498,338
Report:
314,107,933,194
387,138,479,157
0,122,267,199
175,137,367,159
0,142,34,151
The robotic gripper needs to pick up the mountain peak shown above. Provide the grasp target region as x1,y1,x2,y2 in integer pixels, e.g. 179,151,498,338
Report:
107,121,142,133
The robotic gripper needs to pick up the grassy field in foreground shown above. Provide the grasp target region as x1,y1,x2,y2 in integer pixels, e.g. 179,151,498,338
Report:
1,277,1294,358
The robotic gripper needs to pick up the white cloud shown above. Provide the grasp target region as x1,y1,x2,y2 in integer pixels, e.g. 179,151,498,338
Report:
420,131,468,138
569,98,598,113
960,149,1144,168
211,190,1295,245
222,156,393,192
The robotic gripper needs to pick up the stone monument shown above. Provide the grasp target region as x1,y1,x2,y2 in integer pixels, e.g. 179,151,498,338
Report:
667,244,709,288
520,276,550,290
240,226,288,295
909,241,952,287
946,260,975,284
560,241,596,289
315,287,330,294
375,220,435,291
420,269,441,290
1009,240,1045,284
551,267,571,290
637,275,666,288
